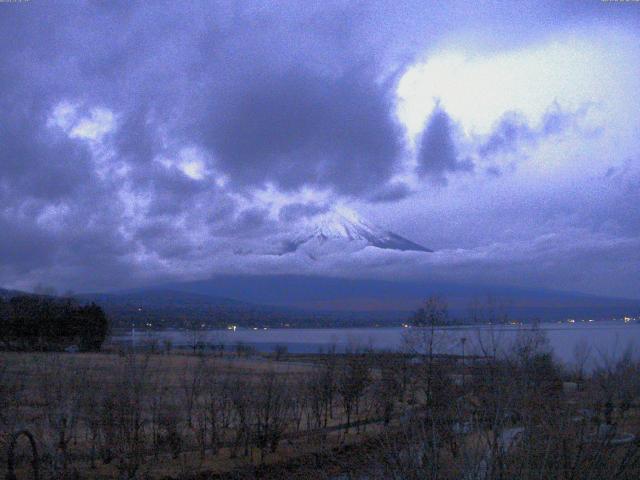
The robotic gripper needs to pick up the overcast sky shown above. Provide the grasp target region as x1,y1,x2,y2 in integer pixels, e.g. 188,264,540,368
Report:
1,1,639,298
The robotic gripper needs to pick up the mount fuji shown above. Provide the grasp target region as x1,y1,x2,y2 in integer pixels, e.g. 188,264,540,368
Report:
278,207,432,257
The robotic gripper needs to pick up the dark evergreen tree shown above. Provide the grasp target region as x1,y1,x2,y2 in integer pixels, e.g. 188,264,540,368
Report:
0,295,109,351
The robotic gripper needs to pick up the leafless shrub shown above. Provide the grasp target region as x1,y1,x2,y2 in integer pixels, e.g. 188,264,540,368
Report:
104,354,150,479
229,375,253,459
253,370,291,462
36,354,84,478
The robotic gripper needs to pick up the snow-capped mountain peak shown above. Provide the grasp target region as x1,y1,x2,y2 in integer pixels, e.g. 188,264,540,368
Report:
287,207,432,255
312,208,377,241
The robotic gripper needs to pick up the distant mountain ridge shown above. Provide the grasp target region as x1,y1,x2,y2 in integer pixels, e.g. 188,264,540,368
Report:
82,289,250,308
0,288,26,300
5,275,640,328
76,288,313,329
161,275,640,322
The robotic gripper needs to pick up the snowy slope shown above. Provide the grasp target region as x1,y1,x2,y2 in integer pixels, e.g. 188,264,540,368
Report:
282,207,432,256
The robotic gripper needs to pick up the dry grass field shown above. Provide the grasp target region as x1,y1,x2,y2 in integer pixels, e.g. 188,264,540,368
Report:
0,350,407,479
3,336,640,479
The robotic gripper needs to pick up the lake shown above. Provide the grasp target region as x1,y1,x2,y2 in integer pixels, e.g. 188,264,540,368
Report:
112,321,640,368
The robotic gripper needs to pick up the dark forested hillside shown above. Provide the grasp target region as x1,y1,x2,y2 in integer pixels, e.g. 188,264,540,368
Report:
0,294,109,351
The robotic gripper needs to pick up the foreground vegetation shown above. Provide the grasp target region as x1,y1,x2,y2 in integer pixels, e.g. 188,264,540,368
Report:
2,320,640,479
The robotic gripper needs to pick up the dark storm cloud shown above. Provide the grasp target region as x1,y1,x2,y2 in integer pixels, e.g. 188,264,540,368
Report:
478,112,534,158
209,206,281,242
0,103,94,202
279,203,331,223
0,1,407,193
0,217,56,273
133,220,201,261
200,67,404,195
478,103,587,158
0,193,135,292
417,107,473,184
236,207,270,232
368,182,413,203
131,162,214,217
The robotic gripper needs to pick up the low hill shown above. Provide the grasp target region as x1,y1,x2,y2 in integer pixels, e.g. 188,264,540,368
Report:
160,275,640,322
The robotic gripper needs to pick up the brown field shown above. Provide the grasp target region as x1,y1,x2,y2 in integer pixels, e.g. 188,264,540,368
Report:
2,332,640,480
0,350,410,479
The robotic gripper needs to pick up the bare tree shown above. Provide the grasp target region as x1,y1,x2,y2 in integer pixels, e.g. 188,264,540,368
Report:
202,360,227,457
572,338,593,385
37,354,84,478
374,353,403,426
253,370,291,462
179,355,206,428
337,350,371,434
106,353,150,479
229,375,252,459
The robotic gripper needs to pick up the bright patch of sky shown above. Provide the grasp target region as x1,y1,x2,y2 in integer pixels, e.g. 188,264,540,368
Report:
70,108,116,141
155,147,209,181
396,27,639,145
48,102,116,142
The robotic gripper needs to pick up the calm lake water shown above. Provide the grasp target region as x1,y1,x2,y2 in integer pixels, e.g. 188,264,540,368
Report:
112,321,640,368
